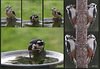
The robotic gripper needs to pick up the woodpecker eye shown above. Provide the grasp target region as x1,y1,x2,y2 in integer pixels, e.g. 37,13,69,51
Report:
37,42,44,46
67,38,69,40
93,5,95,7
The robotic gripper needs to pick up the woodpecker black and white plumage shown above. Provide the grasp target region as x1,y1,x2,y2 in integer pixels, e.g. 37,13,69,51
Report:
65,34,76,65
87,34,97,63
30,14,39,22
5,6,16,18
66,5,77,28
28,39,46,58
51,8,62,19
87,3,97,28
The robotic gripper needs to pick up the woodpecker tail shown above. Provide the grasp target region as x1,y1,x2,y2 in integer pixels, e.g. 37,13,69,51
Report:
73,58,77,65
87,57,90,64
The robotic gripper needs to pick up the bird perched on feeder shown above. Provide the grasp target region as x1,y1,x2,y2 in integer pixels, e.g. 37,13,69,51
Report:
65,34,76,65
51,8,62,19
28,39,46,59
87,34,97,63
30,14,39,22
87,3,97,28
5,6,16,18
66,5,77,28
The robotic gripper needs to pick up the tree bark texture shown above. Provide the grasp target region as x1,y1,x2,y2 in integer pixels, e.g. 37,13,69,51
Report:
76,0,88,68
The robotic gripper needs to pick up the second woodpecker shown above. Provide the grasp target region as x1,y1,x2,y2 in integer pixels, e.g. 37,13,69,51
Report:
87,3,97,28
65,34,76,65
87,34,97,63
66,5,76,28
28,39,46,58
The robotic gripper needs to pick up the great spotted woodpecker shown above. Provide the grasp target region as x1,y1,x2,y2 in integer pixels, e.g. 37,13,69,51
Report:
66,5,77,28
28,39,46,58
65,34,76,65
30,14,39,22
51,8,62,19
5,6,16,18
87,34,97,63
87,3,97,28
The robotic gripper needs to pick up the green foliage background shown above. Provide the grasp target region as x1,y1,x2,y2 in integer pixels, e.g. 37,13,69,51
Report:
1,28,63,53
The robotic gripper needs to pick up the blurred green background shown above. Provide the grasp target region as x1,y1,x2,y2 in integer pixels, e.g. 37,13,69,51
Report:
1,27,64,67
44,0,63,18
22,0,42,21
1,0,21,18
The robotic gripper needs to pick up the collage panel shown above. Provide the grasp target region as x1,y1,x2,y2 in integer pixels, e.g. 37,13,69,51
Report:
44,0,64,27
65,31,99,68
65,0,99,68
22,0,42,27
65,0,99,32
1,28,64,68
1,0,21,27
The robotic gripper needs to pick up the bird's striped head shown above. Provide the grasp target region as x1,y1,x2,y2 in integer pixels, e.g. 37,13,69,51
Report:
30,14,39,22
87,34,96,39
51,8,56,11
6,6,12,11
65,34,75,41
6,6,12,9
89,3,97,8
66,4,75,10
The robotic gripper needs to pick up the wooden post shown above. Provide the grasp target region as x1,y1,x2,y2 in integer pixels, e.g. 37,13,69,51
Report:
6,18,17,27
76,0,88,68
52,18,62,27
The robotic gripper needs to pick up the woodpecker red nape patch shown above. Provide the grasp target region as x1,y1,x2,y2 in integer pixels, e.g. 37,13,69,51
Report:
88,48,93,58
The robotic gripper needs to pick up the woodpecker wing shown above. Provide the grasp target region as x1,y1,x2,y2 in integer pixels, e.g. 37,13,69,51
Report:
30,39,42,44
93,7,97,22
65,40,71,55
93,40,97,55
90,39,97,62
12,10,16,16
87,5,97,25
56,11,62,16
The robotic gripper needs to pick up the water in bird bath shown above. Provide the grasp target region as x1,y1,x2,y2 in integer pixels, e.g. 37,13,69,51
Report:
1,50,63,68
2,56,59,64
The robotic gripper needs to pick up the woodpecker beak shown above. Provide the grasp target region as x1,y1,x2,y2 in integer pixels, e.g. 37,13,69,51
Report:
10,6,13,8
51,8,53,11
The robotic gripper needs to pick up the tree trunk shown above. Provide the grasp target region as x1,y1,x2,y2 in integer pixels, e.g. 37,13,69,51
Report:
76,0,88,68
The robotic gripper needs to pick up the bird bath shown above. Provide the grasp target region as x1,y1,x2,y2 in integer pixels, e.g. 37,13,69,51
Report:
1,18,21,27
1,50,63,68
22,18,64,27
